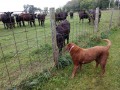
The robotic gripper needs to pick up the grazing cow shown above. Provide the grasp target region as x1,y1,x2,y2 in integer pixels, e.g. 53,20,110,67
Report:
1,12,15,29
88,9,101,23
56,19,70,53
14,14,23,27
69,11,74,19
55,12,68,23
78,10,90,23
37,14,47,26
79,9,101,24
20,13,36,27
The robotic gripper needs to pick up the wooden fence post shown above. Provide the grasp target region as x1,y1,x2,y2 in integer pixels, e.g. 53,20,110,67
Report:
118,1,120,9
108,8,114,32
94,7,99,33
49,8,58,66
118,8,120,26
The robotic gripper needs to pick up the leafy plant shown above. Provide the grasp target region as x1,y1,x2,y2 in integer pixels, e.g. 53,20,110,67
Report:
56,55,72,69
101,32,109,39
17,69,51,90
87,35,101,47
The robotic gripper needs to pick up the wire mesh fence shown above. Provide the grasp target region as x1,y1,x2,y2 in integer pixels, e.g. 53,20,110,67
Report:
0,10,54,89
0,7,120,89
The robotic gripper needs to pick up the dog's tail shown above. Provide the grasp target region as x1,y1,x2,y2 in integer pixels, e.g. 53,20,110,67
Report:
103,39,111,49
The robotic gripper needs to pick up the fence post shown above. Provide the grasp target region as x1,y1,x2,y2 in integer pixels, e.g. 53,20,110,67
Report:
108,8,114,32
109,0,112,10
94,7,99,33
118,1,120,9
119,8,120,26
49,8,58,66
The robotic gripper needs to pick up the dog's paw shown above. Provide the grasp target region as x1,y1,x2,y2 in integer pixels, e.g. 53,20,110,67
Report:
70,75,74,79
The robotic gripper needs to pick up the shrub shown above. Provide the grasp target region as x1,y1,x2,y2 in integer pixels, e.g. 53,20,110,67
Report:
87,35,101,47
17,69,51,90
56,55,72,69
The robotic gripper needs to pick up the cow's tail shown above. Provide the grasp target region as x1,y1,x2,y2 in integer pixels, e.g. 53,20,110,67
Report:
103,39,111,49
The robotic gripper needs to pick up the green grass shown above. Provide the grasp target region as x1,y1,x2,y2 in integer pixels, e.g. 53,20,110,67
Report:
0,10,120,89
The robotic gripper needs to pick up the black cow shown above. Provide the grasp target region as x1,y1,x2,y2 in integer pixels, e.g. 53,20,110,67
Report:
78,10,90,23
14,14,23,27
1,12,15,29
79,9,101,24
20,13,36,27
55,12,68,23
56,19,70,53
37,14,47,26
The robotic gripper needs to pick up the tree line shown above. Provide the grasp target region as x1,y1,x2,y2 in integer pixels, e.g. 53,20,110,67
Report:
23,0,120,14
23,4,48,14
62,0,118,12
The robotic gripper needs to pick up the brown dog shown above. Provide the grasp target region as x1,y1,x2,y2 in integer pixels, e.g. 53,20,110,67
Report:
65,39,111,78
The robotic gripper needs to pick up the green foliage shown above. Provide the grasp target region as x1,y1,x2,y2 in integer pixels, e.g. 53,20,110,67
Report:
98,0,114,9
23,4,41,14
17,69,51,90
56,55,72,69
101,31,109,39
79,0,96,10
63,0,115,12
87,35,101,47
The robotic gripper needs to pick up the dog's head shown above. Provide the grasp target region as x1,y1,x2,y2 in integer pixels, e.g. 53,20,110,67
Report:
65,43,75,52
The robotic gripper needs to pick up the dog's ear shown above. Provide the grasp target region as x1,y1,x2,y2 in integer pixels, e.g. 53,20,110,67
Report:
65,43,74,52
65,44,69,52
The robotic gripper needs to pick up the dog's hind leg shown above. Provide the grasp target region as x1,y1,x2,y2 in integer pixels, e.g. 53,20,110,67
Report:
99,55,108,76
71,65,79,78
100,63,106,76
95,60,100,68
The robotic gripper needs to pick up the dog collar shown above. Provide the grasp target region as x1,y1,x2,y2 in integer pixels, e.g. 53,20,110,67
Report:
69,45,74,52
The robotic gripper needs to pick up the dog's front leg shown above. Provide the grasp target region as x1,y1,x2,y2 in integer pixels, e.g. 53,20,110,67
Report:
71,65,79,78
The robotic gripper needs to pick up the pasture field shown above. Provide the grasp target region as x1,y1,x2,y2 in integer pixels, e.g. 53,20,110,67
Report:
0,10,119,89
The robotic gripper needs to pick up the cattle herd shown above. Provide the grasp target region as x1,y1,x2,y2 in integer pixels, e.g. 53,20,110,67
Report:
0,12,47,29
0,9,101,53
